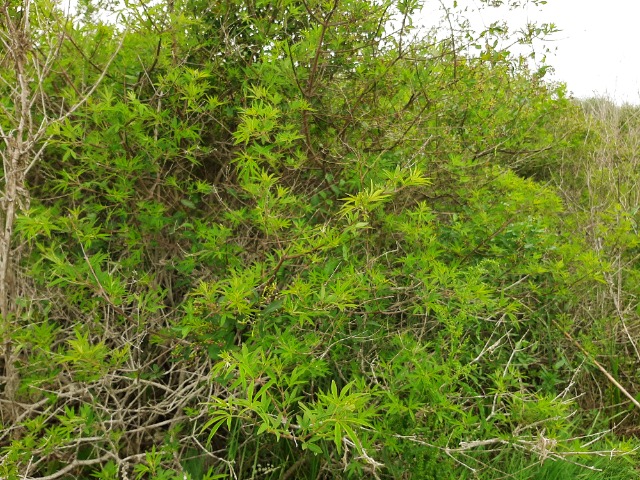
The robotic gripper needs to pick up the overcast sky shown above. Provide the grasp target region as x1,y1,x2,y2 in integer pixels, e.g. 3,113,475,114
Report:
63,0,638,104
419,0,640,105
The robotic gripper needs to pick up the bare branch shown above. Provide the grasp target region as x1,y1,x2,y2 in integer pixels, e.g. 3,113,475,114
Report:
23,453,116,480
56,30,127,123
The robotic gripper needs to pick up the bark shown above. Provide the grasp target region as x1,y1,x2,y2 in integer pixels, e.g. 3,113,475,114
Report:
0,0,32,421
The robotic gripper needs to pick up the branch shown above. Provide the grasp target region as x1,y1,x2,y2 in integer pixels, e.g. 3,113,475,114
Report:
56,29,127,123
24,453,116,480
554,319,640,411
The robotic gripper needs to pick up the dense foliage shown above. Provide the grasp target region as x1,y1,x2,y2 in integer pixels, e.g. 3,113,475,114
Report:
1,0,639,478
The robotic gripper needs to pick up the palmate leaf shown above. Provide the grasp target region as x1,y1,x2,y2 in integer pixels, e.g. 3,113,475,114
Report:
4,0,633,478
340,182,392,217
296,380,377,454
16,206,62,240
204,415,232,444
383,165,432,188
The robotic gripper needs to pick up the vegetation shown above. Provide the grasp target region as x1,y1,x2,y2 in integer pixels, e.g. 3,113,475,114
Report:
0,0,639,478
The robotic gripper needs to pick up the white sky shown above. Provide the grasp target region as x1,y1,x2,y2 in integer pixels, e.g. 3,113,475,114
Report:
62,0,639,104
419,0,640,105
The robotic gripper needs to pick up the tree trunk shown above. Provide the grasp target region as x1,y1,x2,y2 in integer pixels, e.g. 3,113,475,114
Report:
0,2,31,420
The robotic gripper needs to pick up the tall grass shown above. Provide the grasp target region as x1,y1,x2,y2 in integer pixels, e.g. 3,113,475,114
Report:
555,96,640,432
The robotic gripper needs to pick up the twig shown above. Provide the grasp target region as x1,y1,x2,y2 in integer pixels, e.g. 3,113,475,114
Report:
23,453,116,480
554,319,640,410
